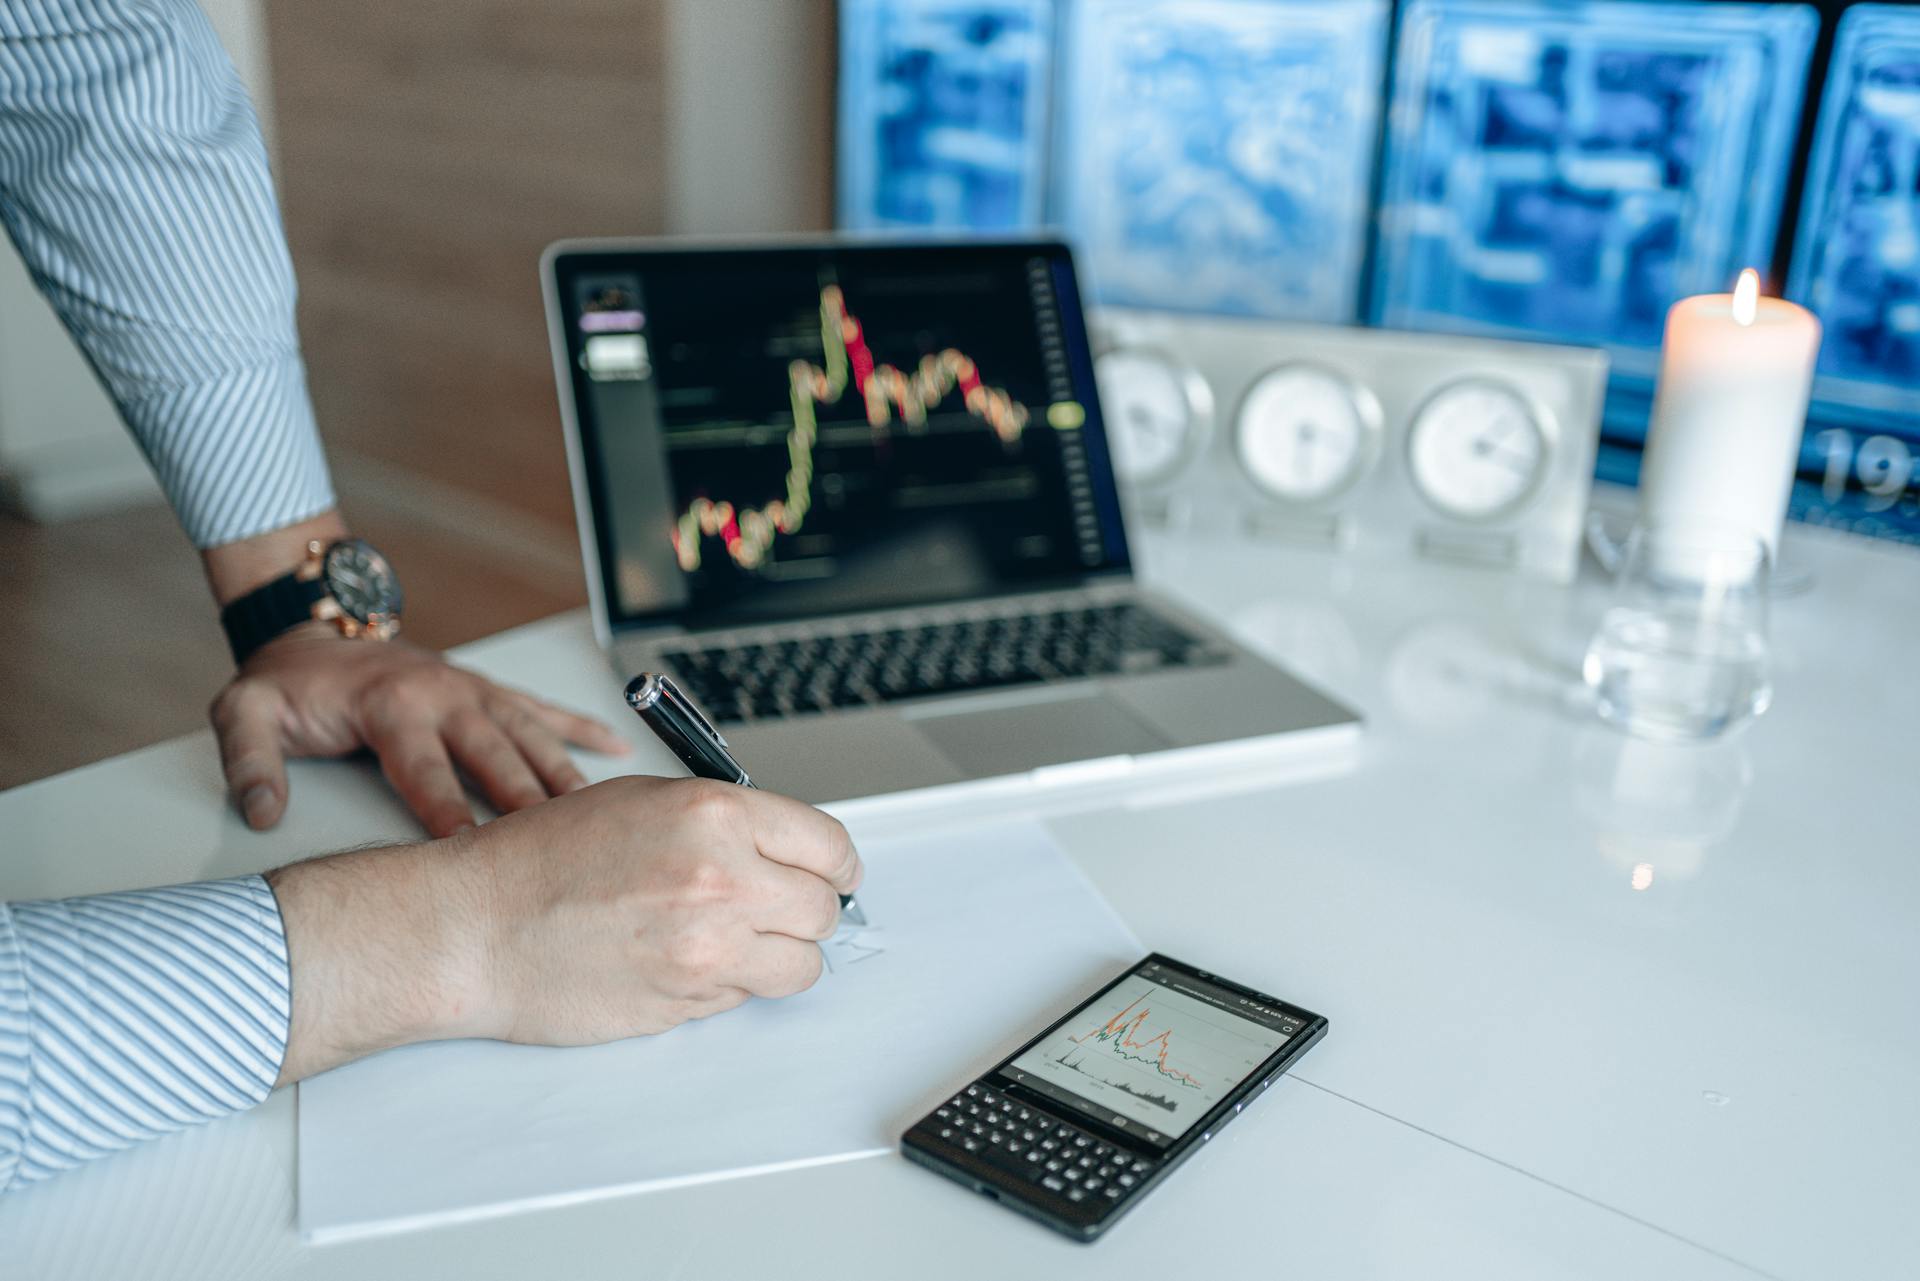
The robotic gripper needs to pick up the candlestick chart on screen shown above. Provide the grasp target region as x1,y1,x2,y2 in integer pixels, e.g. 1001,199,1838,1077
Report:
669,282,1035,577
601,249,1108,624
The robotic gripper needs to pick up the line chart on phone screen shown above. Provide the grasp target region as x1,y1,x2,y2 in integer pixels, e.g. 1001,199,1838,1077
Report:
1010,978,1293,1136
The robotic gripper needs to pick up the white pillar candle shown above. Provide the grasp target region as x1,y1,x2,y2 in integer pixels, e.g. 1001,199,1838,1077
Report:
1636,270,1822,557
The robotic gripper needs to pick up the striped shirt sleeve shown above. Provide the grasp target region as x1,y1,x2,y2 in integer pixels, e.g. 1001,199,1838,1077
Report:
0,0,335,548
0,876,292,1193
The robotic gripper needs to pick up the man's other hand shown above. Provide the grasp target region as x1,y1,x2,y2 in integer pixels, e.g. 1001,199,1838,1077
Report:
210,623,629,836
267,777,865,1081
472,776,864,1045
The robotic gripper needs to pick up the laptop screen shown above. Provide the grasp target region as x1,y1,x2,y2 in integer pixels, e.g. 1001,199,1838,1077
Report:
548,240,1132,629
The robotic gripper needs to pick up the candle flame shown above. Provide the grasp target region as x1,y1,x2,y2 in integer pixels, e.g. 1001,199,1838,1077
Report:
1732,268,1760,326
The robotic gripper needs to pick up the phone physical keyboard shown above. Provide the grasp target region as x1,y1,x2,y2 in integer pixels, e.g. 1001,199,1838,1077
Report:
917,1082,1158,1208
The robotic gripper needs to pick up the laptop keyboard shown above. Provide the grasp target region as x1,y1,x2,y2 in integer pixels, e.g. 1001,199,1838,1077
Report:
661,601,1224,724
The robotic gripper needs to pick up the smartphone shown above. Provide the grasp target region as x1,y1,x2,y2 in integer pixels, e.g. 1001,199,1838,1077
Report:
900,953,1327,1242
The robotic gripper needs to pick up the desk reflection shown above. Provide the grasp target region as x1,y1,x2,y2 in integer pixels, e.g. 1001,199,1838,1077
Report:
1573,726,1752,888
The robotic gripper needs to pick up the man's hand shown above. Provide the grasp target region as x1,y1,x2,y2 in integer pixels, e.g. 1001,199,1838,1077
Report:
475,776,862,1045
266,776,864,1082
201,509,629,836
211,623,629,837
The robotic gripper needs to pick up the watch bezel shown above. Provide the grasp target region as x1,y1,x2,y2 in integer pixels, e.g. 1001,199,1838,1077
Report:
311,538,404,637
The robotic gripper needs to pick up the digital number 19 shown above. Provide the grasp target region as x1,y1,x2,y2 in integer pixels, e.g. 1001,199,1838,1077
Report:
1815,428,1918,513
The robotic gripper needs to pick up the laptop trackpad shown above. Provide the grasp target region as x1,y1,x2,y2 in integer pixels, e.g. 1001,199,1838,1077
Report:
910,691,1172,778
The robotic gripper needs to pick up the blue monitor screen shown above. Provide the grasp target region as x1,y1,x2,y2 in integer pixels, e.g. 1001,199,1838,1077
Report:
837,0,1055,232
1372,0,1818,427
1784,5,1920,544
832,0,1920,548
1053,0,1388,321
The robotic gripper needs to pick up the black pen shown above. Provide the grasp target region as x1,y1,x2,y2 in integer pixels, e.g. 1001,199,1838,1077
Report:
625,673,867,927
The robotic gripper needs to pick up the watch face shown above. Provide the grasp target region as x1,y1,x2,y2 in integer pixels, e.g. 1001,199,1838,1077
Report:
1406,379,1549,521
1095,349,1210,485
324,539,404,624
1234,363,1381,504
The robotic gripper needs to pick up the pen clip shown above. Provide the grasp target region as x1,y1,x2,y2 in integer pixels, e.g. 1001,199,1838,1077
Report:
657,674,729,748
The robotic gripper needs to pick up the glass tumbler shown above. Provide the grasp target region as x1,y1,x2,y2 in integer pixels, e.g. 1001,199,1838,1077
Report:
1582,524,1773,740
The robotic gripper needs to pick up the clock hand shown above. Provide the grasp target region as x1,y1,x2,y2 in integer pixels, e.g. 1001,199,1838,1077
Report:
1294,422,1317,480
1478,446,1536,476
1472,429,1535,472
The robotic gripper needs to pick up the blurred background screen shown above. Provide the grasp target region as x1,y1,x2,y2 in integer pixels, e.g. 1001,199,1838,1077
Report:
1373,1,1816,425
1789,5,1920,538
839,0,1056,230
836,0,1920,546
1052,0,1386,322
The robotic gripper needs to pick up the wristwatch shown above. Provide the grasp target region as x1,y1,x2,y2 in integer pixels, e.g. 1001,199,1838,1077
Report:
220,537,405,665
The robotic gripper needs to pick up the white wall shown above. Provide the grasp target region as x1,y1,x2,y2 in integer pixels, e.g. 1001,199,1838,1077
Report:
0,0,273,522
664,0,834,235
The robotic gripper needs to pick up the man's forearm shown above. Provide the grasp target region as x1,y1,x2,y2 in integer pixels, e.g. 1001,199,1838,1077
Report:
0,843,492,1193
266,837,498,1085
1,778,861,1192
0,0,337,552
0,879,291,1193
202,509,350,607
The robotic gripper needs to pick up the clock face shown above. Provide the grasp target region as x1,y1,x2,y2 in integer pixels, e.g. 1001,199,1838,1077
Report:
324,539,404,624
1234,363,1379,503
1406,380,1550,521
1095,349,1209,485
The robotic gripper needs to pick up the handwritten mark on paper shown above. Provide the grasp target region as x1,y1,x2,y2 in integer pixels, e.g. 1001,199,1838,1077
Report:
821,920,886,973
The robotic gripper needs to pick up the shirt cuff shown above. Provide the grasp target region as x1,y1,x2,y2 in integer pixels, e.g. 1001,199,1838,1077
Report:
122,353,338,550
0,876,291,1191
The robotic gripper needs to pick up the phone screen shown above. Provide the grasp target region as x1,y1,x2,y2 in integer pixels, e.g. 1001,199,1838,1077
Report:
999,958,1309,1148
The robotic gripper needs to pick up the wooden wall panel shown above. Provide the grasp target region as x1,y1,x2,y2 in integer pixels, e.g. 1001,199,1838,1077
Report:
263,0,673,535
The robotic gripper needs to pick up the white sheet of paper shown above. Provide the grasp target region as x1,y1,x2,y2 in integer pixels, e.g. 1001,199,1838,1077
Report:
296,820,1140,1242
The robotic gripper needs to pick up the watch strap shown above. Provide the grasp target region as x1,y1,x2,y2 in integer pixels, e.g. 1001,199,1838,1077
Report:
221,571,330,665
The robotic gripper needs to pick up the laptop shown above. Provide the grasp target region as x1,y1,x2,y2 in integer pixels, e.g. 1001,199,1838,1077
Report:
541,237,1359,812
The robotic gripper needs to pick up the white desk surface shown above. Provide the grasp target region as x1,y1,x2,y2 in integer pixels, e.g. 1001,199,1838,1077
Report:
4,518,1917,1280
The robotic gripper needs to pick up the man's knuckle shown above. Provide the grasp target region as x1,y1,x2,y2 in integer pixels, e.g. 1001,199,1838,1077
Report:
678,858,736,906
829,821,860,882
812,888,841,941
443,705,484,736
400,752,450,784
668,925,729,986
361,697,401,736
680,779,743,831
496,700,539,734
527,738,573,773
381,681,434,720
449,671,490,704
472,740,517,772
208,680,260,728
